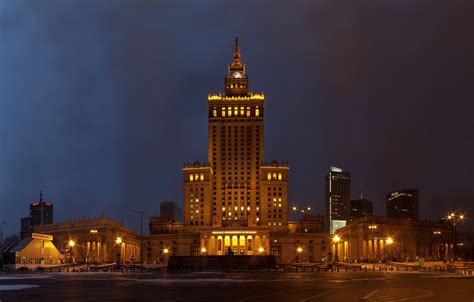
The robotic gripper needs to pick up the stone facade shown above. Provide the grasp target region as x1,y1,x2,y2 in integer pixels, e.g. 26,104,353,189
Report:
33,216,140,264
332,216,453,262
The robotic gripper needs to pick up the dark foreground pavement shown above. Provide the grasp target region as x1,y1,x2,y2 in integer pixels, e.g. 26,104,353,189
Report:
0,271,473,301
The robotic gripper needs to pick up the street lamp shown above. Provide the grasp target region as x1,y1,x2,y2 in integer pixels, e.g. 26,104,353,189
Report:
258,247,265,254
447,211,465,261
68,240,76,264
201,247,207,255
368,224,378,262
292,204,312,265
332,235,341,262
386,237,393,245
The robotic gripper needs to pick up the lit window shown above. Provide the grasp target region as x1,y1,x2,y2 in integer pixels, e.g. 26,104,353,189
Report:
240,107,244,115
228,107,232,116
195,210,199,213
190,174,194,181
278,203,282,207
191,216,194,219
195,199,199,202
273,173,277,180
195,174,199,181
241,206,244,211
256,217,260,221
228,212,232,216
234,206,238,211
255,106,260,116
267,173,271,181
246,107,250,117
213,108,217,117
222,107,226,117
247,206,250,211
278,173,282,180
273,198,277,202
234,107,238,116
200,174,204,181
222,207,226,211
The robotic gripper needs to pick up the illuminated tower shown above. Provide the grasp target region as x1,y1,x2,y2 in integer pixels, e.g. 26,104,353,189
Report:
182,37,288,231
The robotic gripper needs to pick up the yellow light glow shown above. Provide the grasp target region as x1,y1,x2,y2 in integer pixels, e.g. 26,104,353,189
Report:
90,229,98,234
460,215,464,219
115,237,122,244
213,108,217,117
68,240,75,247
278,173,282,180
333,235,341,243
163,248,169,254
200,173,204,181
292,206,297,211
258,247,264,253
296,247,303,253
255,106,260,117
190,174,194,182
386,237,394,245
307,207,311,211
201,247,207,253
267,173,271,180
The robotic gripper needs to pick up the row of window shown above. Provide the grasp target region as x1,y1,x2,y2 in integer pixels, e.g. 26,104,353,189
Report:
189,174,205,182
211,106,261,118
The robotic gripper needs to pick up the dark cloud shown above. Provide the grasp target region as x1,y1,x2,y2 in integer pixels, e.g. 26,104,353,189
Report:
1,0,473,236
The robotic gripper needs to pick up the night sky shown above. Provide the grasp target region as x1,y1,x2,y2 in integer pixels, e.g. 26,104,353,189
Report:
1,1,473,236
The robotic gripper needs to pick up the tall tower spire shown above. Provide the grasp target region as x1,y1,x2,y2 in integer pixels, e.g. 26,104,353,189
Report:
39,190,43,202
233,35,241,65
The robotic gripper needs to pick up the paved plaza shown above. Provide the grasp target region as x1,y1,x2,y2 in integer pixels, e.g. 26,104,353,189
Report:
0,270,473,301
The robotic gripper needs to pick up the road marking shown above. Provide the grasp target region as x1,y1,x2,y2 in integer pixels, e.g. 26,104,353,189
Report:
300,290,332,302
362,288,433,301
237,291,283,301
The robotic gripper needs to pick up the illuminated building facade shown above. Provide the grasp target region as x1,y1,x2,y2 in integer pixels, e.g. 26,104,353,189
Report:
181,37,289,256
325,167,351,234
145,38,330,264
386,189,419,220
34,216,141,264
332,217,452,262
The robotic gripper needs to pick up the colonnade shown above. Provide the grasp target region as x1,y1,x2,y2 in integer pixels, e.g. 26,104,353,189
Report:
202,234,268,255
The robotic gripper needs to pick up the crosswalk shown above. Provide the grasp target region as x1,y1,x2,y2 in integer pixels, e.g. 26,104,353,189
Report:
362,288,433,301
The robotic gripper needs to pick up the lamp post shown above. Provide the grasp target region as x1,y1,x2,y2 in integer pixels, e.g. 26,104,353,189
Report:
131,209,148,265
162,248,169,264
115,236,123,269
385,237,393,261
368,224,378,262
447,212,465,261
291,204,312,266
332,235,341,263
68,239,76,264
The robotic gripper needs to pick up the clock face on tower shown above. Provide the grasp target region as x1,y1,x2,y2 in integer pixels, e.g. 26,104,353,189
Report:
232,71,242,78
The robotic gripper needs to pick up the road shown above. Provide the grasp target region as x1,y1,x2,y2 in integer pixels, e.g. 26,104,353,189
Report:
0,271,473,301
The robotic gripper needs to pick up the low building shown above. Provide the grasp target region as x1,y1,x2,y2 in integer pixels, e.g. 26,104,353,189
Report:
2,233,63,271
143,217,330,264
33,216,140,264
332,216,452,262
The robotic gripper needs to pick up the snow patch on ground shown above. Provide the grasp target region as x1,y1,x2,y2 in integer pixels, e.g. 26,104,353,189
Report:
0,284,39,291
0,275,51,280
